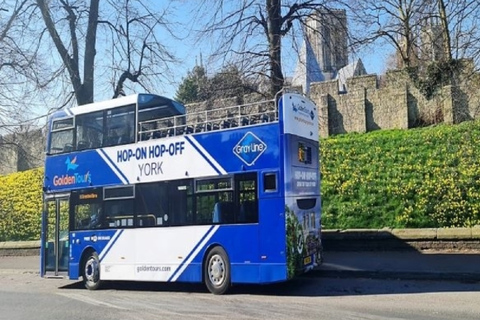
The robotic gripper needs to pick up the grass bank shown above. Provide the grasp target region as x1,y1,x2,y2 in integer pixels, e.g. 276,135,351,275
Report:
321,120,480,229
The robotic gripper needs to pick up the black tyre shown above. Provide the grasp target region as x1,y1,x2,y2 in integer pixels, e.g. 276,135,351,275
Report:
82,251,102,290
204,246,231,294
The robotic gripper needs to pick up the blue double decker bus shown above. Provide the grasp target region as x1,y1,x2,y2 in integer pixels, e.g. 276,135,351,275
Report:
41,91,322,294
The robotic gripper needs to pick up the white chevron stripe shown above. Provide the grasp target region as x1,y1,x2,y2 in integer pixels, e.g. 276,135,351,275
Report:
187,137,227,175
96,149,128,184
99,230,122,261
170,225,220,282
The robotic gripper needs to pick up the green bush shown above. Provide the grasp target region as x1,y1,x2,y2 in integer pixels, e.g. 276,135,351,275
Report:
0,168,43,241
321,120,480,229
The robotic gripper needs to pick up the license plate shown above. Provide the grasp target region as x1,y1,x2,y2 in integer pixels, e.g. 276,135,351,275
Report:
304,256,312,265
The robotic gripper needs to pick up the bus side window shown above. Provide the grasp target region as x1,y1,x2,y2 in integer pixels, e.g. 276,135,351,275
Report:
104,194,135,228
212,202,235,224
76,111,103,151
212,202,221,223
235,172,258,223
239,201,258,223
135,182,168,228
90,208,105,229
263,173,277,192
105,104,135,147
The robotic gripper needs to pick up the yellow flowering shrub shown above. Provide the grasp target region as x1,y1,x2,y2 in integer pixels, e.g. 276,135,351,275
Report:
0,168,43,241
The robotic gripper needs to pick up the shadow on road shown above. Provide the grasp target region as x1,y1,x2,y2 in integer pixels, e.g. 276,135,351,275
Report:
57,266,480,298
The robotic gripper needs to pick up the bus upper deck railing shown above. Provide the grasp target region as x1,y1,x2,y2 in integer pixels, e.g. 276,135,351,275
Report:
138,99,277,141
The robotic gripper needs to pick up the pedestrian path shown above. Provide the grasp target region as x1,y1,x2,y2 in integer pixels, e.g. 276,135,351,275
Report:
316,251,480,281
0,255,38,273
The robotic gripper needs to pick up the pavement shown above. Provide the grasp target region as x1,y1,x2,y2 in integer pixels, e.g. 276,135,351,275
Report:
315,250,480,282
1,251,480,282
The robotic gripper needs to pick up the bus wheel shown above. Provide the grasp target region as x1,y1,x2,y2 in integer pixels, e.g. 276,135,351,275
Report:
204,246,231,294
83,251,102,290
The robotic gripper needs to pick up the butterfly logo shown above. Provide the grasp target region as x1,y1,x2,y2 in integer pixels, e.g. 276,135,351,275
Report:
65,156,79,172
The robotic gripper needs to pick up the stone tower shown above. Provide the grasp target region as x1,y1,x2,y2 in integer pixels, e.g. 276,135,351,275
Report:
292,9,350,93
305,9,348,76
420,20,445,63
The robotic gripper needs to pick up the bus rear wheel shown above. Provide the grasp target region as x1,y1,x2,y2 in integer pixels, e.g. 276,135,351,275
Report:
204,246,231,294
83,251,102,290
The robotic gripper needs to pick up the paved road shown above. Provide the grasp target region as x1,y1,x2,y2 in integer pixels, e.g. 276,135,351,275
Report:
0,252,479,319
1,266,479,320
2,250,480,280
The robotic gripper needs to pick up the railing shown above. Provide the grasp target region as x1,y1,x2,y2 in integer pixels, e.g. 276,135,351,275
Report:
138,99,277,141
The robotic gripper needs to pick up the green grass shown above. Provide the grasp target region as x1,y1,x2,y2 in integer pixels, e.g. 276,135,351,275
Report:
320,120,480,229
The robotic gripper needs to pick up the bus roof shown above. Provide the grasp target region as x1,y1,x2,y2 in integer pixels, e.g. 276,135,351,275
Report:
57,94,185,118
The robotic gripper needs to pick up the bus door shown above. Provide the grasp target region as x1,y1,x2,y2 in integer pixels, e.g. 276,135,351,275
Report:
41,194,70,277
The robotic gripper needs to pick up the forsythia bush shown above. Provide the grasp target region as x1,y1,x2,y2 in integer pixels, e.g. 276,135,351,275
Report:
0,168,43,241
321,120,480,229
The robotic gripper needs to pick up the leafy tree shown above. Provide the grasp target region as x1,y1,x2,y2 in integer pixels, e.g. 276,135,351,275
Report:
175,65,209,104
209,65,256,100
176,64,257,103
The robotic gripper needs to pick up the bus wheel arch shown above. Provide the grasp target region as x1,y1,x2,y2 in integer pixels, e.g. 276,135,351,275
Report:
81,248,102,290
203,245,231,295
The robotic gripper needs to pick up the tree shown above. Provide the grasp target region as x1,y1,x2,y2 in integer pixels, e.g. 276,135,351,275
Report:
434,0,480,66
1,0,48,168
104,1,178,99
437,0,452,62
1,0,179,171
36,0,99,106
36,0,178,106
1,1,44,127
175,65,209,104
175,64,257,104
209,64,257,100
194,1,340,98
349,0,480,71
348,0,430,69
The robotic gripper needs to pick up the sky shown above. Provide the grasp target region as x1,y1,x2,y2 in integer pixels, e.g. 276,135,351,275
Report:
165,39,391,99
2,1,393,130
160,2,393,99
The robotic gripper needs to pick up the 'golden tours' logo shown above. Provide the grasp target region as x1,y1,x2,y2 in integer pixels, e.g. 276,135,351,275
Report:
53,156,91,186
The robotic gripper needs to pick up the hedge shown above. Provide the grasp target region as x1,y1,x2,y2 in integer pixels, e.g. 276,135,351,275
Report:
0,168,43,241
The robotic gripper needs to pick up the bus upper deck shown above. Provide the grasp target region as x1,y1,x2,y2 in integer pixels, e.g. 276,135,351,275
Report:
47,93,277,156
138,98,276,141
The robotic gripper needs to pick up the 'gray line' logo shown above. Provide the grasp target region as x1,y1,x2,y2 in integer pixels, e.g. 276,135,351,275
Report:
233,132,267,166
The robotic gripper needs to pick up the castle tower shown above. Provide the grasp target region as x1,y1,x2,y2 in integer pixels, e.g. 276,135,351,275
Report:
292,9,349,93
305,9,348,76
420,19,445,63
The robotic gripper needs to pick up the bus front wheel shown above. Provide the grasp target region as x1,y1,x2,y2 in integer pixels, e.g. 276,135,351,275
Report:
82,251,102,290
204,246,231,294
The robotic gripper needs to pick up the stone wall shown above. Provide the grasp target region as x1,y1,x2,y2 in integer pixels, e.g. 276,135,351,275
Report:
457,60,480,122
310,64,480,137
0,129,45,176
